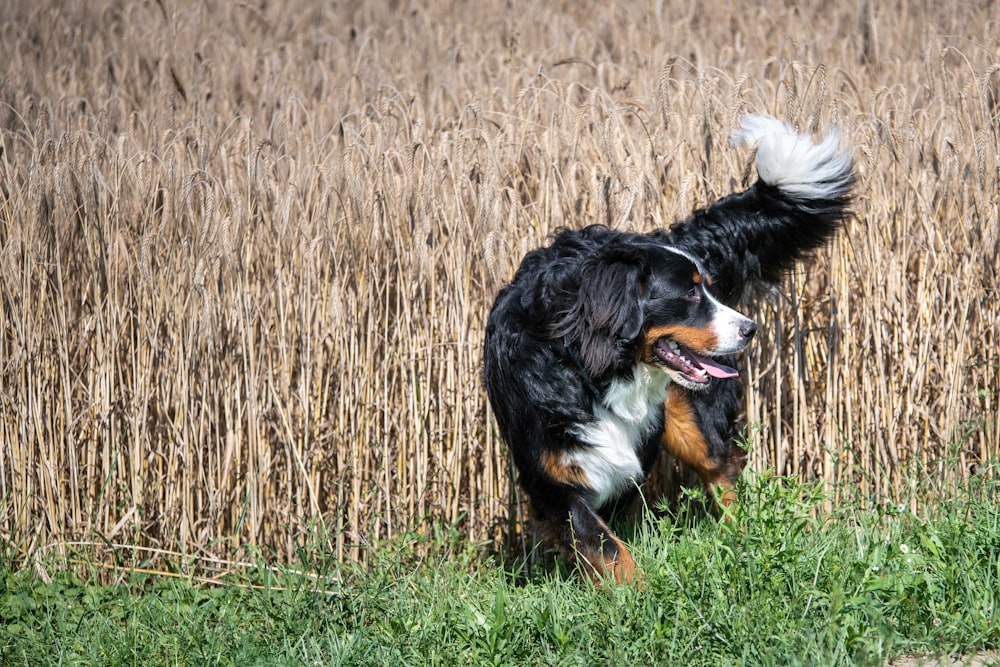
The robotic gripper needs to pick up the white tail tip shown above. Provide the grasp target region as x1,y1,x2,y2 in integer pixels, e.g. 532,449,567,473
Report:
732,115,854,201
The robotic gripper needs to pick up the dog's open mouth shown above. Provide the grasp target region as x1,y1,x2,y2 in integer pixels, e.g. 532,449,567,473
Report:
653,338,739,387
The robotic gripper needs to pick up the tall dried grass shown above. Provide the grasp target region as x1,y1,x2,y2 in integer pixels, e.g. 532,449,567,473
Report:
1,0,997,567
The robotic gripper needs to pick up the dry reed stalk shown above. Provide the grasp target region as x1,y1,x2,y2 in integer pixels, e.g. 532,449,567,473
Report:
0,0,997,571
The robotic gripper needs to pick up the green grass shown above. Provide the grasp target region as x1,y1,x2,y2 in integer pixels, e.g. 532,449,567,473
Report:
2,472,998,666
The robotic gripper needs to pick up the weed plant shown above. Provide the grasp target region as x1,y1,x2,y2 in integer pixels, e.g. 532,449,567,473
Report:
3,473,996,666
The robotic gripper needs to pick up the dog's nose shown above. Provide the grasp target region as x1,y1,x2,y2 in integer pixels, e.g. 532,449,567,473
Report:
740,322,757,339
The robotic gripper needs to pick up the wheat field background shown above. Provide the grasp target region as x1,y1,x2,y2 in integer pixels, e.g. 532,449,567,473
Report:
1,0,997,569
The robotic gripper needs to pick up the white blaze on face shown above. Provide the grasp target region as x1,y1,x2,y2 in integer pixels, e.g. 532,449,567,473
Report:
661,244,756,358
705,290,756,355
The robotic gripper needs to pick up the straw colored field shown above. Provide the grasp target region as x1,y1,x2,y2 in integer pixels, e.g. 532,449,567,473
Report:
1,0,997,566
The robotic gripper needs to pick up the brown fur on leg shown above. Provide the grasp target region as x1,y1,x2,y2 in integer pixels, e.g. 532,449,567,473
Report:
540,502,644,587
702,443,747,515
573,531,642,588
661,391,747,514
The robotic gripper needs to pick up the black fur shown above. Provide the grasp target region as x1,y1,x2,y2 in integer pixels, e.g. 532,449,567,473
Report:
483,117,855,584
661,180,854,305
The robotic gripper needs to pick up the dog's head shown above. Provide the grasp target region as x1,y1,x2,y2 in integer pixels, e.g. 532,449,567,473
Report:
639,245,757,389
551,240,757,389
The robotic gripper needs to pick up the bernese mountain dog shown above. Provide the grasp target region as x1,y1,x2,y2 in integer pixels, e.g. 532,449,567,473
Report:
483,115,856,585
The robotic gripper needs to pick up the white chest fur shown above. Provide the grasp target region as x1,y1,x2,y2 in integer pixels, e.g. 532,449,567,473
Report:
566,363,670,508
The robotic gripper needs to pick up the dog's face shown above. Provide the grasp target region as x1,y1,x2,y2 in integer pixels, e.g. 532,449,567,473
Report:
639,246,757,390
549,240,758,389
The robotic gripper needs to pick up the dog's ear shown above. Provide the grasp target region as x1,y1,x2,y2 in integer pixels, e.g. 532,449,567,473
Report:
552,248,647,381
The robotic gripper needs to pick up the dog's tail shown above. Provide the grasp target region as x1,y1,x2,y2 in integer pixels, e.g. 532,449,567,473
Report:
664,114,856,305
732,115,855,204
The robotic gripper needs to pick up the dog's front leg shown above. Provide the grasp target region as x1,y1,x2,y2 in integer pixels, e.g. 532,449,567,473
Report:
541,497,642,586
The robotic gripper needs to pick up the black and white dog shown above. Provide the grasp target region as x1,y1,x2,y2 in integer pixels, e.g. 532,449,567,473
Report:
483,115,855,584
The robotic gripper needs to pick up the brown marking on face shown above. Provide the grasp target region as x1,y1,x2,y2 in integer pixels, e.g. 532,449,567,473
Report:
541,451,590,488
661,390,747,514
691,272,714,286
640,325,720,364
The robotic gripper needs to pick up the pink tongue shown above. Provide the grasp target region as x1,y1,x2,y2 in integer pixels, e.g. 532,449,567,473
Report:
692,353,739,379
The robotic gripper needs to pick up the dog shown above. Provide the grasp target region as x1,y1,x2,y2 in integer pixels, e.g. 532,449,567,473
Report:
483,115,855,584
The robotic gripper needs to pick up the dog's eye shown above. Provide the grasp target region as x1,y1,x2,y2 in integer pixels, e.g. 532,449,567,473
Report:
684,287,701,302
